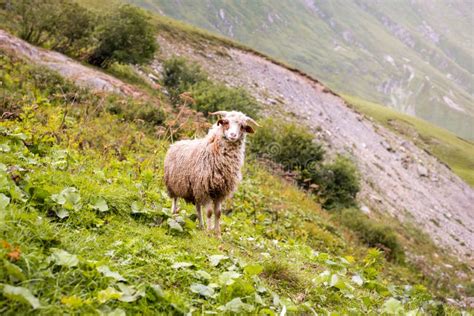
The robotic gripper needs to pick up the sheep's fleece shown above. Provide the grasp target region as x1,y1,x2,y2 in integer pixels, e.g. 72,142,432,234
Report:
164,111,256,207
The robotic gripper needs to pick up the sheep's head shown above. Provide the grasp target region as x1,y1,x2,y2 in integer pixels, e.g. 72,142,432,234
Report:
210,111,259,143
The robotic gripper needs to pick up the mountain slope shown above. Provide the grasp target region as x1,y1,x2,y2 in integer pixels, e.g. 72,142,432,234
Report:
124,0,474,140
152,32,474,263
2,33,468,314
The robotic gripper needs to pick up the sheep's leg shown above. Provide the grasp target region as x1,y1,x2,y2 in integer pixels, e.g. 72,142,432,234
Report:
213,201,222,238
196,204,203,229
206,205,213,231
171,198,178,214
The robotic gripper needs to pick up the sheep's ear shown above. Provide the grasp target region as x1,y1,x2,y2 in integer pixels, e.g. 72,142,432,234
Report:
244,125,255,134
210,111,228,117
245,117,260,128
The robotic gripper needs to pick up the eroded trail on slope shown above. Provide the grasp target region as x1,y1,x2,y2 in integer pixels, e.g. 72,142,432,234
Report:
0,30,142,98
156,35,474,262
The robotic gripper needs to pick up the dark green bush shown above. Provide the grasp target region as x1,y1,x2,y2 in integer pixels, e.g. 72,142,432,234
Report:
337,208,405,262
88,5,157,67
9,0,95,57
249,119,359,209
190,81,260,118
302,155,360,209
249,118,324,171
162,56,207,101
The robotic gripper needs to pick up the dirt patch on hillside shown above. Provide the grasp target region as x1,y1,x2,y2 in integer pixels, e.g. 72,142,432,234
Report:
0,30,143,98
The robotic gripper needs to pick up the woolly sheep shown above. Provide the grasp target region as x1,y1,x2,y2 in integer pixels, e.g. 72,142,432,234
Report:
164,111,259,237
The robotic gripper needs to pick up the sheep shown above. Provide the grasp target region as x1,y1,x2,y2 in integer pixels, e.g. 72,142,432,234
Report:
164,110,259,237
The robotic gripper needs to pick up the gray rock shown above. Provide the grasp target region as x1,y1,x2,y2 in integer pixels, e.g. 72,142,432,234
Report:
417,165,429,177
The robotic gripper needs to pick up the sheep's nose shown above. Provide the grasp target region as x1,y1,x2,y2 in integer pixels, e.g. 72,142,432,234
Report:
229,132,237,139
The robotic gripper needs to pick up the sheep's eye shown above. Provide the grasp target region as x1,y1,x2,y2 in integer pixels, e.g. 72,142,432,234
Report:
218,119,229,126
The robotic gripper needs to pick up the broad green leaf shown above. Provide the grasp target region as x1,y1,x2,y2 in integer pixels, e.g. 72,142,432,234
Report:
61,295,83,308
255,293,264,305
190,283,214,298
244,264,263,276
4,260,26,281
195,270,212,281
97,265,125,282
55,209,69,219
149,284,165,298
117,283,144,302
106,308,126,316
0,143,11,153
52,187,81,211
218,297,255,313
219,271,241,286
3,285,41,309
351,274,364,286
131,202,140,213
49,248,79,267
313,270,330,285
382,298,404,315
51,193,66,205
0,193,10,211
209,254,228,267
91,197,109,212
10,133,27,141
97,287,122,303
172,262,193,269
0,172,8,189
406,309,421,316
167,218,183,232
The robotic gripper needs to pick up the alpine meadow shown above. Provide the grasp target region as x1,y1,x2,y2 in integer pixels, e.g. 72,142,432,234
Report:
0,0,473,314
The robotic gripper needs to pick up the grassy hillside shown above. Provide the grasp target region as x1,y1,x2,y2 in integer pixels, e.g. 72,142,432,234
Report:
343,95,474,187
0,49,466,314
15,0,460,188
123,0,474,141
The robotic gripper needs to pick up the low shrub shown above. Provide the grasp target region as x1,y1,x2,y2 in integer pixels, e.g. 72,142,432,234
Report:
8,0,96,57
190,81,260,118
337,208,405,262
162,56,207,101
248,118,324,171
249,119,359,208
88,5,158,67
302,155,360,209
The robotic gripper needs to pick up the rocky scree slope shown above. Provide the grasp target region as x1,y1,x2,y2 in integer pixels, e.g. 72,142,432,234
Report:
1,28,473,262
125,0,474,141
154,35,474,263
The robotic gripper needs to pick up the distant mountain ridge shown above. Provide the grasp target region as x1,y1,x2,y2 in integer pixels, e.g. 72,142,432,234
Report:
125,0,474,140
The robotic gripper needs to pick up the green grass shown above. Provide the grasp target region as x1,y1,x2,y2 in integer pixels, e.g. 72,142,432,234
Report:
0,52,467,314
343,94,474,186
